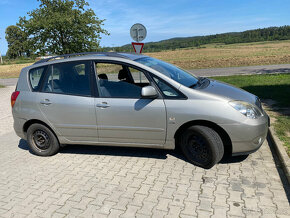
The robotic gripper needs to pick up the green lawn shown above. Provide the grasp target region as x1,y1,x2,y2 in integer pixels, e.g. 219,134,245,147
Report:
211,73,290,155
0,85,4,88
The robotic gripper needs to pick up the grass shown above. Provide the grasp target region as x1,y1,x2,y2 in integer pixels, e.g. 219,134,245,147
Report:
274,116,290,155
1,57,35,65
211,74,290,107
0,85,4,88
211,73,290,156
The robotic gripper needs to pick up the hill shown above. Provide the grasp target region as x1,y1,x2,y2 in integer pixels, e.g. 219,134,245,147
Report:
103,25,290,52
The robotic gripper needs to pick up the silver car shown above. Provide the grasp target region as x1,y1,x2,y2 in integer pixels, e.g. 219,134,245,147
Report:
12,52,269,169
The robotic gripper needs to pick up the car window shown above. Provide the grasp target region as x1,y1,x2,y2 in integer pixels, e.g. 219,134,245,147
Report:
29,67,47,91
152,75,185,99
42,61,91,96
96,63,150,98
136,57,198,87
129,67,150,84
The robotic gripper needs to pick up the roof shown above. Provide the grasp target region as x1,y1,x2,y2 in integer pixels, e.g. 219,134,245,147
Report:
34,52,147,65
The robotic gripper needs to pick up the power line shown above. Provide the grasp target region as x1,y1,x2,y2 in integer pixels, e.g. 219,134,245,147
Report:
0,37,2,64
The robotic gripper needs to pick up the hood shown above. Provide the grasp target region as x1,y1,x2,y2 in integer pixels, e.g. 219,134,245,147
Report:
200,79,257,104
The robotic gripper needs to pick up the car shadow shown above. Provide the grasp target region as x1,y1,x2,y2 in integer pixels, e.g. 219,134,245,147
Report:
18,139,248,165
134,99,154,111
219,154,248,163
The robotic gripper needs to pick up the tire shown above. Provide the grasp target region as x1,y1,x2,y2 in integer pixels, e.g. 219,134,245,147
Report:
27,123,60,156
179,125,224,169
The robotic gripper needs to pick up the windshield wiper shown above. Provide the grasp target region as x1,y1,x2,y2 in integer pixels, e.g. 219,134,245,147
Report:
189,77,207,88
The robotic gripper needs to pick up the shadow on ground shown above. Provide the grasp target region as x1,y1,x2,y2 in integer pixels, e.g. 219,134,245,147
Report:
18,139,248,165
253,68,290,75
242,84,290,109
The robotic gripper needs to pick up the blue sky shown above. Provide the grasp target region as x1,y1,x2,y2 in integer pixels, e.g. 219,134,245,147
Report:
0,0,290,55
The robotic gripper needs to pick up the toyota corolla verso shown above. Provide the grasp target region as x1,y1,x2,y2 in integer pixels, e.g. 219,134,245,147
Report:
12,52,269,169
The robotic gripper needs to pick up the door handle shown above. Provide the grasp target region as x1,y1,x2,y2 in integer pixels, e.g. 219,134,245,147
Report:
40,99,52,106
96,102,110,108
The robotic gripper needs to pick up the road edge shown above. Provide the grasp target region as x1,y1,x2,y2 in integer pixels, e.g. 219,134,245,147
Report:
268,126,290,185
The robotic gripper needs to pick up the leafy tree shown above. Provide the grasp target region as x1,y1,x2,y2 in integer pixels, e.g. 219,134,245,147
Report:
18,0,109,55
5,25,29,59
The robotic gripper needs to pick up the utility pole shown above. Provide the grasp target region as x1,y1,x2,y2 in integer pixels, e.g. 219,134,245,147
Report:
0,37,3,64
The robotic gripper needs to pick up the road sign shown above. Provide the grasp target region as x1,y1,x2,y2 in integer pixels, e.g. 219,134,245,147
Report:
132,42,144,54
130,23,147,42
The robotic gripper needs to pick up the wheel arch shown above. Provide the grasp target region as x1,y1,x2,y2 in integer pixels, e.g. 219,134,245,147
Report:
174,120,232,157
23,119,57,138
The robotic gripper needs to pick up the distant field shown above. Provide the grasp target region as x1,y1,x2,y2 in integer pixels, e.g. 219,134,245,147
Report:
1,40,290,78
0,63,32,78
147,40,290,69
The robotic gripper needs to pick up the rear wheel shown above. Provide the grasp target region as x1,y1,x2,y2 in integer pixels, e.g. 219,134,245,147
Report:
179,125,224,169
27,123,59,156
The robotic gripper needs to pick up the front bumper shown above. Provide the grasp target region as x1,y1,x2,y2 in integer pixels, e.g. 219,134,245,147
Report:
221,112,269,155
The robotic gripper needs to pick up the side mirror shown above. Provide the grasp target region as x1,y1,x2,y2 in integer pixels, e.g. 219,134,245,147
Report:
141,86,158,98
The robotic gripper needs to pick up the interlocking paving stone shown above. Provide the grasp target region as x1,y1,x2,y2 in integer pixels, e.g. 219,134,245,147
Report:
0,85,289,217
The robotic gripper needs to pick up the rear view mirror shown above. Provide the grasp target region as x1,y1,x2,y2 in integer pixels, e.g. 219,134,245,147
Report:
141,86,158,98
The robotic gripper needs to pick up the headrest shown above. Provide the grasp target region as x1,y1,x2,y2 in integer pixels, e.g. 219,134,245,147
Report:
98,74,108,80
118,69,128,81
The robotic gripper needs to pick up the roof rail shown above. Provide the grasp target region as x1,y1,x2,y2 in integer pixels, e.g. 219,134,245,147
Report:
34,52,129,65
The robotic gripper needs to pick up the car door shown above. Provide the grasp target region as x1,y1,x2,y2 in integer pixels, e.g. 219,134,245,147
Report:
95,62,167,146
37,61,98,142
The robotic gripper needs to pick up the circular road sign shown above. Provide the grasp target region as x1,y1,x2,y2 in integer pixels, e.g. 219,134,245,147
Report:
130,23,147,42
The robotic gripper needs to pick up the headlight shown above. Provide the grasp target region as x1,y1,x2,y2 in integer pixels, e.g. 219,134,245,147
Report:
229,100,262,119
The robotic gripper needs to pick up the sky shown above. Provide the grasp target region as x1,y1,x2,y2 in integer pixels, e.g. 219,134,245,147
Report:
0,0,290,55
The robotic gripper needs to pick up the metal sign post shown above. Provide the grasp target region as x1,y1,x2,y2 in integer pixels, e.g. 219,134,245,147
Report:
130,23,147,82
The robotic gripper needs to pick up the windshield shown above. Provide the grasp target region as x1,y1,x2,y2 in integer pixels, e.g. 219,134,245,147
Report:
135,57,198,87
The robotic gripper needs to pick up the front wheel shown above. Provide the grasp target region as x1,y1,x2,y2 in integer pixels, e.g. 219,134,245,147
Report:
179,125,224,169
27,123,60,156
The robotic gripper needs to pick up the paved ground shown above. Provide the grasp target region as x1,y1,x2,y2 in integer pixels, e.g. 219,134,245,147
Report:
0,85,289,217
0,79,17,87
1,64,290,87
0,86,15,136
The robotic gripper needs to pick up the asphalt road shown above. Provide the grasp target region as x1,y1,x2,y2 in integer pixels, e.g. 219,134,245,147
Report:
1,64,290,87
188,64,290,77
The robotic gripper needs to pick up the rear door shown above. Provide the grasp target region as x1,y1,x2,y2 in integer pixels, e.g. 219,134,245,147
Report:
37,61,98,142
94,62,167,146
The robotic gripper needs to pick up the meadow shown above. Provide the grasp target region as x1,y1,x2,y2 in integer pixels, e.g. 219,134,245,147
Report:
148,40,290,69
1,40,290,78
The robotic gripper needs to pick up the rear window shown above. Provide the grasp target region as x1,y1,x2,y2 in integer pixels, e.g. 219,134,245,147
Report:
41,61,91,96
29,67,47,91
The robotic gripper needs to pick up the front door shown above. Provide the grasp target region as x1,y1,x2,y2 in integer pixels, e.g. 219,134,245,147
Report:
95,62,167,146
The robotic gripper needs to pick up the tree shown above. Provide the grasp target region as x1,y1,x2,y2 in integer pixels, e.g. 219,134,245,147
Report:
18,0,109,55
5,25,28,59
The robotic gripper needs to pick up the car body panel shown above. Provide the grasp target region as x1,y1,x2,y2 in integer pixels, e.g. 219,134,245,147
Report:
95,98,167,145
12,52,269,157
36,92,98,142
203,79,257,104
